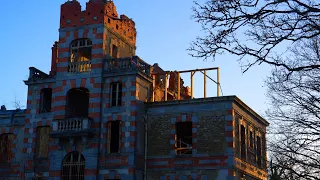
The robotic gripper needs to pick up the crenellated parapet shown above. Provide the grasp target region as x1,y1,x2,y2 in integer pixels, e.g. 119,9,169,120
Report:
60,0,136,46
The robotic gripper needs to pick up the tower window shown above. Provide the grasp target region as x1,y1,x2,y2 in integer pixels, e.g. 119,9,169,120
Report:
110,82,122,107
108,18,111,23
69,39,92,73
116,25,119,30
175,122,192,155
70,39,92,62
107,121,121,153
40,88,52,113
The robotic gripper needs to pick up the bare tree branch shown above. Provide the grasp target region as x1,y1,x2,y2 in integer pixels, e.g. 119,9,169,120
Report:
189,0,320,72
267,37,320,180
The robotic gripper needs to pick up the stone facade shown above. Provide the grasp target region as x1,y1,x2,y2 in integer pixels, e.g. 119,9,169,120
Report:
0,1,269,179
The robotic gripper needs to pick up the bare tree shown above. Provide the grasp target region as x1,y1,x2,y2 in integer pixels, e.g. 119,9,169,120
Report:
12,95,24,110
189,0,320,72
266,37,320,180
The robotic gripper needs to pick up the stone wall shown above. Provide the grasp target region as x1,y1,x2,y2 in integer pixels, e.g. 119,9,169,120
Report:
145,99,235,180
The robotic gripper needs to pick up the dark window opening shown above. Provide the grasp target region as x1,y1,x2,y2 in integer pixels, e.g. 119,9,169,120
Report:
240,125,246,159
111,44,118,59
108,121,121,153
116,24,119,30
40,88,52,113
35,126,50,158
110,83,122,107
249,131,253,148
66,88,89,119
175,122,192,155
62,151,85,180
257,136,262,168
262,135,266,169
100,10,103,14
0,134,13,164
108,18,111,23
248,130,255,164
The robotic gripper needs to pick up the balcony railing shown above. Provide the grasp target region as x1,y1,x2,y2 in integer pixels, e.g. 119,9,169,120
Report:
105,56,151,76
54,118,91,131
68,61,92,73
51,118,93,138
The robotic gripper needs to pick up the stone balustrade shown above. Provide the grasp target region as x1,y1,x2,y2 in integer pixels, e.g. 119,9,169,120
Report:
52,118,92,132
105,56,151,76
68,61,92,73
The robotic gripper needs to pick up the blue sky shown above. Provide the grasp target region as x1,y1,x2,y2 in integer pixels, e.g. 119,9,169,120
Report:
0,0,272,115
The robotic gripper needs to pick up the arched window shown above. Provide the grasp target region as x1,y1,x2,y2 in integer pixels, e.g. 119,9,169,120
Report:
65,88,89,119
69,39,92,73
61,151,85,180
70,39,92,62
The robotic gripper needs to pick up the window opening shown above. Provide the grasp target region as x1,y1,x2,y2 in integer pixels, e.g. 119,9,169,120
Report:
262,135,266,168
0,134,13,163
249,131,253,148
61,151,85,180
248,130,255,164
35,126,50,158
240,125,246,159
110,83,122,107
257,136,262,168
175,122,192,155
40,88,52,113
107,121,121,153
111,44,118,59
66,88,89,118
70,39,92,72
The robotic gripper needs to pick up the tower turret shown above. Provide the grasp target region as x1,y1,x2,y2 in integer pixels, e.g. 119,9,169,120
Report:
53,0,137,74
